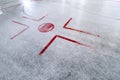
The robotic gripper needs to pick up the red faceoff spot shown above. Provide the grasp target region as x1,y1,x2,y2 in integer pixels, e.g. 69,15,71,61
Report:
38,23,55,32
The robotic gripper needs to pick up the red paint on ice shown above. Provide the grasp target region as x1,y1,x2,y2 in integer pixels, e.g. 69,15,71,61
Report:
22,15,47,22
63,18,100,37
10,21,30,40
39,35,93,55
38,23,54,32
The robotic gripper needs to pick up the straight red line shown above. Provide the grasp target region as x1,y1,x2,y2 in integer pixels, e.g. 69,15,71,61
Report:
63,18,100,37
39,35,93,55
10,27,29,40
65,27,100,37
39,36,57,55
63,18,72,28
22,15,47,22
12,20,29,27
57,35,93,48
10,21,30,40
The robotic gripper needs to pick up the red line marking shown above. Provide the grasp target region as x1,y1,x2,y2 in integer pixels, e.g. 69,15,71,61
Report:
22,15,47,22
12,20,29,27
63,18,100,37
39,35,93,55
10,21,30,40
63,18,73,28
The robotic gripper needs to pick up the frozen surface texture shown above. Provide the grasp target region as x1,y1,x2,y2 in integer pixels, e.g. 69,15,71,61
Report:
0,0,120,80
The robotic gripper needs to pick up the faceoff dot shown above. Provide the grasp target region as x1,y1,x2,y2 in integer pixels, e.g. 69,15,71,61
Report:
38,23,55,32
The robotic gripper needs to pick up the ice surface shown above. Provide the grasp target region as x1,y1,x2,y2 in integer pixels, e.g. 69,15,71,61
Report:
0,0,120,80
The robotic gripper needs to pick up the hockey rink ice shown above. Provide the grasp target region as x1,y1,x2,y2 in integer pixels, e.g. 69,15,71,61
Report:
0,0,120,80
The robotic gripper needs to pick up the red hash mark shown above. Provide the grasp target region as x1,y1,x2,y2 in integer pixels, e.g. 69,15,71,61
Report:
10,21,30,40
63,18,100,37
22,14,47,22
40,35,93,55
10,15,46,39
